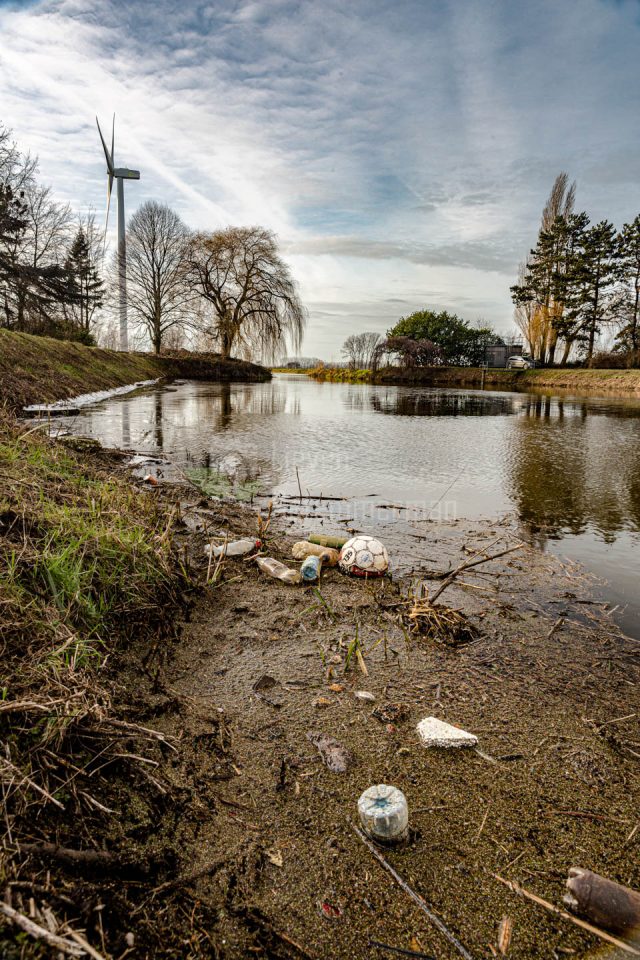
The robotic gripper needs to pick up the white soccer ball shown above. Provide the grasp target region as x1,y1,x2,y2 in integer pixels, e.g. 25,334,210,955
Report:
339,535,389,578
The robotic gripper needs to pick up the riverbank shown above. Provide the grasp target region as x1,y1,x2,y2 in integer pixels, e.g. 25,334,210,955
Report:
304,364,640,395
1,408,638,958
0,329,270,412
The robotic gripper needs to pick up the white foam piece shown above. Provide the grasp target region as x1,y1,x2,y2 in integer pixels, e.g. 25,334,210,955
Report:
24,379,159,413
416,716,478,749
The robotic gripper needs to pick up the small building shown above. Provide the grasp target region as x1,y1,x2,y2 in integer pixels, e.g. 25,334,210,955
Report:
483,342,524,368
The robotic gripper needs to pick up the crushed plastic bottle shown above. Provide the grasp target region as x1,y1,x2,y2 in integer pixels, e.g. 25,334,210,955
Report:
300,555,322,582
291,541,340,566
357,784,409,844
256,556,301,584
205,538,261,558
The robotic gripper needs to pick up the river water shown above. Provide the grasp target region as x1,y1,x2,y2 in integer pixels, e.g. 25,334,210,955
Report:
51,373,640,638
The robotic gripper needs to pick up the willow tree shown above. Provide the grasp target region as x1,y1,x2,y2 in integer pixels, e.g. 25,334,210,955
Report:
187,226,305,361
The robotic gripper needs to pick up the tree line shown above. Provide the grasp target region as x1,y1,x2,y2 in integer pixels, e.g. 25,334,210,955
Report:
0,123,305,361
341,311,504,370
512,173,640,367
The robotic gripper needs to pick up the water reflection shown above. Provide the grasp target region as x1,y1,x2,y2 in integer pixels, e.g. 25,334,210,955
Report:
506,395,640,543
368,390,518,417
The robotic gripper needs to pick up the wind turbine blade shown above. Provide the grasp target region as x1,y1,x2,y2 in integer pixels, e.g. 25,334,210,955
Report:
96,116,114,173
103,172,114,253
110,113,114,169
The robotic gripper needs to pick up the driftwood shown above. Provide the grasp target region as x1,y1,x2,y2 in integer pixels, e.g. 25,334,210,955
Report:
493,872,640,956
565,867,640,938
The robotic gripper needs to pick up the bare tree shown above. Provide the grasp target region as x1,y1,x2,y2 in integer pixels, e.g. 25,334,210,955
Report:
187,226,306,362
125,201,192,354
514,172,576,363
341,331,381,368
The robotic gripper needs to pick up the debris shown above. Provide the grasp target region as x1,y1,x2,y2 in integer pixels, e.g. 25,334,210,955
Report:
252,675,284,708
142,474,159,486
301,554,322,583
312,696,332,708
292,541,340,565
405,599,476,646
309,533,349,549
339,535,389,578
497,916,513,955
416,717,478,749
368,939,434,959
492,872,640,957
256,556,301,584
307,732,352,772
319,900,342,919
205,538,261,558
327,682,345,692
358,784,409,843
353,823,474,960
373,703,409,724
354,690,376,702
265,848,284,867
564,867,640,937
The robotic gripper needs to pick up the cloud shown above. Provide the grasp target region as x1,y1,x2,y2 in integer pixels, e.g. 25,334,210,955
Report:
1,0,639,356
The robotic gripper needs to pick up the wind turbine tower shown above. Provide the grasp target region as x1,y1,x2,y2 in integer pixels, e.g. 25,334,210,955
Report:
96,115,140,351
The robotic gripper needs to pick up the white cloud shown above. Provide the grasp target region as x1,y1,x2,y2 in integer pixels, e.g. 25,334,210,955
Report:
1,0,639,357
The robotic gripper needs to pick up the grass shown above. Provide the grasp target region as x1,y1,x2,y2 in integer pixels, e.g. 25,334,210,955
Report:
0,328,270,412
0,409,190,951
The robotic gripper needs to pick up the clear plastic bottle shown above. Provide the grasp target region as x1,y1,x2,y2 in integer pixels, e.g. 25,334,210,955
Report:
205,538,261,558
357,784,409,844
256,556,301,584
300,554,322,582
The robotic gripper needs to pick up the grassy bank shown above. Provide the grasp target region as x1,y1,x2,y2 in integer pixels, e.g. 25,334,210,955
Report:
306,363,640,394
0,329,270,412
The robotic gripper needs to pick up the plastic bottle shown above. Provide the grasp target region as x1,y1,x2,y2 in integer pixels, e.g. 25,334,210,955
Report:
291,541,340,566
309,533,349,549
357,784,409,844
300,555,322,583
256,556,301,584
205,538,261,558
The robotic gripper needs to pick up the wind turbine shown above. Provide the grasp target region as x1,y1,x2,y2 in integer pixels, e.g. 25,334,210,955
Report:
96,115,140,352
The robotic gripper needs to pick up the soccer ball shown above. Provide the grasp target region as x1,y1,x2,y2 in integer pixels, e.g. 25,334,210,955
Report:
339,535,389,578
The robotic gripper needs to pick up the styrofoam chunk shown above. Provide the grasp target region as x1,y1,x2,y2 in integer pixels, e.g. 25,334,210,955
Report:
416,717,478,749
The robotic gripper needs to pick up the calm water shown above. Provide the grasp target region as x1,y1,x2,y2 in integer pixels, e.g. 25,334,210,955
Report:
52,374,640,638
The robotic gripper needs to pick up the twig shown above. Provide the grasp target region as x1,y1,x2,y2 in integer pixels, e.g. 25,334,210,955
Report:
429,543,524,604
64,928,108,960
0,902,84,956
352,823,474,960
151,857,227,897
369,939,435,958
12,841,114,866
492,872,640,956
0,755,64,809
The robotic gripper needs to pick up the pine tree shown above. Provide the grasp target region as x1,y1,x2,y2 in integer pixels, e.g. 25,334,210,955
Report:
565,220,620,366
65,226,104,336
615,215,640,353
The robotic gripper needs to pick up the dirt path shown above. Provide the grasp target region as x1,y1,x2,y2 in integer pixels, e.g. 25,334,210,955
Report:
159,499,640,959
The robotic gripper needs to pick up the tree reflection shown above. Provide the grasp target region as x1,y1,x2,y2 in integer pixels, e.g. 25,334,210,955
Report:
507,398,640,543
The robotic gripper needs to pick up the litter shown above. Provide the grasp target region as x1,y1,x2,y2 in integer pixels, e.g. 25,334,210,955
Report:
300,555,322,583
354,690,376,702
291,541,340,565
416,717,478,749
357,784,409,843
307,732,352,772
205,538,261,558
565,867,640,937
309,533,349,549
142,474,159,486
339,535,389,578
256,556,301,585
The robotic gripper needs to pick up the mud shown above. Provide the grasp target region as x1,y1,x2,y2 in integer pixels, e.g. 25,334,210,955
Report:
150,493,640,959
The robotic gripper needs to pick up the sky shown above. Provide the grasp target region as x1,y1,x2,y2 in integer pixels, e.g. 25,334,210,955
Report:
1,0,640,359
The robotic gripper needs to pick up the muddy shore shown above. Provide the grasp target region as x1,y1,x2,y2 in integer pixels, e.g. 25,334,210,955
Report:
2,437,639,959
155,482,640,958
